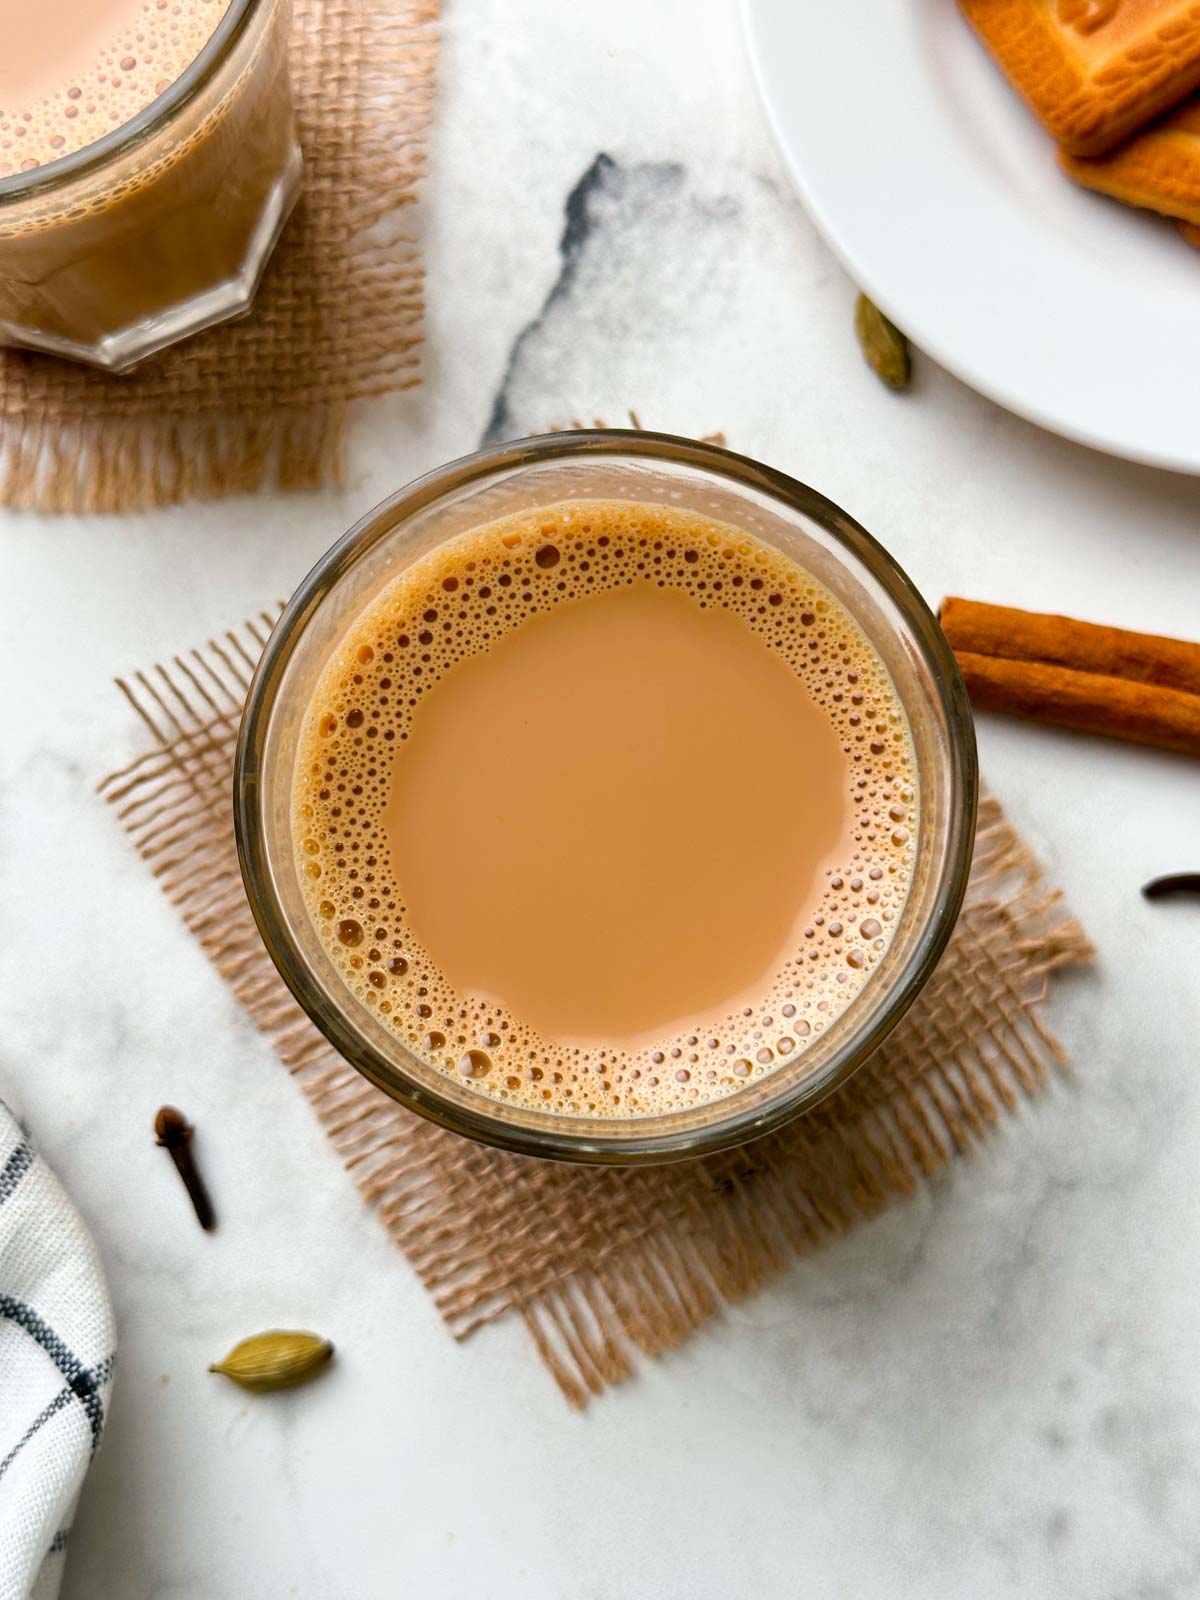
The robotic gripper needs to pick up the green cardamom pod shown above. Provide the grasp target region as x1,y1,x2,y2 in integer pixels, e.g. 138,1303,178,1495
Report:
209,1330,334,1392
854,293,912,391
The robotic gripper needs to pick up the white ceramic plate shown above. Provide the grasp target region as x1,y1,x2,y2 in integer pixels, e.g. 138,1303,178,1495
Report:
742,0,1200,473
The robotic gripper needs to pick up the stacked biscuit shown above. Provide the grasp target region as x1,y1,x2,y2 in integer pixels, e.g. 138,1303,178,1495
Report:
961,0,1200,245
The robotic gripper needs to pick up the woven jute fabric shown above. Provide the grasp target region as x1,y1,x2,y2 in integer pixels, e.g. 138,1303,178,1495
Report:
0,0,437,514
99,610,1092,1405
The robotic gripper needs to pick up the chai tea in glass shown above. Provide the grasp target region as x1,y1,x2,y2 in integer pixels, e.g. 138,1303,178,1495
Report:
0,0,299,368
295,500,919,1119
235,435,977,1163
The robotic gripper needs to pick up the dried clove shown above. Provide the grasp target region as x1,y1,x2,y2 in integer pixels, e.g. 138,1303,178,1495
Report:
154,1105,215,1230
1142,873,1200,901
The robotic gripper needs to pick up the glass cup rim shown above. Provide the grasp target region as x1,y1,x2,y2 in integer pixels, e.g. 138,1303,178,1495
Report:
234,429,978,1165
0,0,261,206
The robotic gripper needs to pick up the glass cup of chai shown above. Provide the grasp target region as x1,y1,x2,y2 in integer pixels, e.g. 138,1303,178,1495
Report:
0,0,300,370
234,432,978,1165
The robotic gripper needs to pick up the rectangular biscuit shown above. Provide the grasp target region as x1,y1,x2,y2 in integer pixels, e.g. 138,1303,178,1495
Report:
960,0,1200,155
1060,94,1200,222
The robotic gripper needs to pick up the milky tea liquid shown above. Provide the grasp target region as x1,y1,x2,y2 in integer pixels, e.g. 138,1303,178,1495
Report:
0,0,233,172
293,501,919,1119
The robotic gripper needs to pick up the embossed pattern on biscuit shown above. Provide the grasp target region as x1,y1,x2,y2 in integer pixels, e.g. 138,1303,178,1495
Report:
960,0,1200,155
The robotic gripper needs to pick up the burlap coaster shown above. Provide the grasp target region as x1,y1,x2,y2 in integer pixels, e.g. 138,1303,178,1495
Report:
0,0,437,513
99,610,1092,1405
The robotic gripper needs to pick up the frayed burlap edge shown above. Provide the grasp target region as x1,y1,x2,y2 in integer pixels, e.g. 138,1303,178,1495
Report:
0,0,437,514
0,405,349,512
98,612,1092,1406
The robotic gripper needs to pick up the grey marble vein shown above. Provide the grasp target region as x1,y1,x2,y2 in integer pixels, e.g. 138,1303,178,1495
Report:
482,151,687,445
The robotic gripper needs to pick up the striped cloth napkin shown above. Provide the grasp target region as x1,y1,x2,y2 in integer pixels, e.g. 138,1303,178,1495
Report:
0,1098,116,1600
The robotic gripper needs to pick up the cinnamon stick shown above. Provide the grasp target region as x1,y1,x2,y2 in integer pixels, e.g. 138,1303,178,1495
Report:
953,651,1200,756
940,598,1200,698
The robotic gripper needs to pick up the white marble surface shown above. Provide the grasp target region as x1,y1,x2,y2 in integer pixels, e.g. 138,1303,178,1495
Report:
2,1,1200,1595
